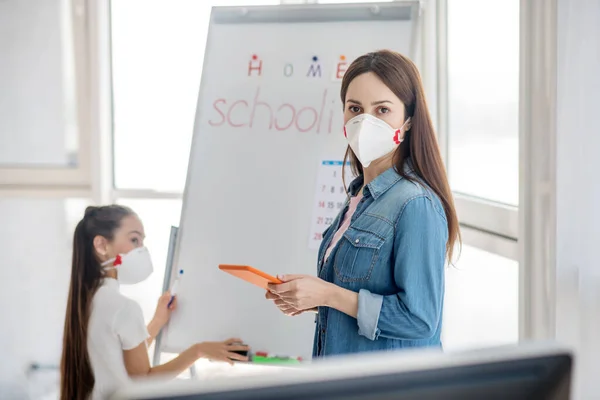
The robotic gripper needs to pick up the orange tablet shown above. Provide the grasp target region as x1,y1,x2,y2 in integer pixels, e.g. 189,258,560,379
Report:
218,265,282,289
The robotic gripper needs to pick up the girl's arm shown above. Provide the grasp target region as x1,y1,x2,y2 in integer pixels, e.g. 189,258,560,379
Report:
146,292,176,347
123,338,250,379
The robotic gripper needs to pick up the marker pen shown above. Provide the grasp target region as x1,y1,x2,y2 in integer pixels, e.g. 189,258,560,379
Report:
168,269,184,307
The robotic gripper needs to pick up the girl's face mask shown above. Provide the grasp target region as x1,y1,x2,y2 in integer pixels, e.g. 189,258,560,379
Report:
102,247,154,285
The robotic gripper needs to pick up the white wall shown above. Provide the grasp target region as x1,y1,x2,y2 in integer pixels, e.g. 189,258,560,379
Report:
555,0,600,397
0,200,80,399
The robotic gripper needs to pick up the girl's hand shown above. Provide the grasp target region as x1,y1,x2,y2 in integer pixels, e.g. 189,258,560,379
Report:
196,338,250,365
152,291,176,329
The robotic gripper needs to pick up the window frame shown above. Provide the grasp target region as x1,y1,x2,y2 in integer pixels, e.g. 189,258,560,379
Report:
518,0,557,343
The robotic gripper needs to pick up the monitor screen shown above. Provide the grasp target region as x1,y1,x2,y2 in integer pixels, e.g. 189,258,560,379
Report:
112,344,572,400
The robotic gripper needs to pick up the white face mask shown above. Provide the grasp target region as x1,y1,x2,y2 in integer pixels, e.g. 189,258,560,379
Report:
102,247,154,285
344,114,411,168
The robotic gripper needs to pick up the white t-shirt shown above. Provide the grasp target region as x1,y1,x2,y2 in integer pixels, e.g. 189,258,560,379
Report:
88,278,149,400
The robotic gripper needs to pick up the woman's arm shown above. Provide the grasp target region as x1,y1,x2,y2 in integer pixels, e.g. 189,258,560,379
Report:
350,196,447,341
268,277,358,317
325,287,358,318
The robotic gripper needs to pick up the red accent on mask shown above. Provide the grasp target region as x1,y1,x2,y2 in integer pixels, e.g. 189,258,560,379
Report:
113,254,122,267
343,126,347,138
393,129,401,144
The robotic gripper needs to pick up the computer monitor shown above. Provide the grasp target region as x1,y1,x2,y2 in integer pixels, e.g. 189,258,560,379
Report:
111,342,572,400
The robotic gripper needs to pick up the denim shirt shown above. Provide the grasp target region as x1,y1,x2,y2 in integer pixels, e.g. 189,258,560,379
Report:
313,162,448,357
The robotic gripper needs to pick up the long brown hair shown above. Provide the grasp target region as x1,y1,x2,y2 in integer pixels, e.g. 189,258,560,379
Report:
60,205,134,400
341,50,460,261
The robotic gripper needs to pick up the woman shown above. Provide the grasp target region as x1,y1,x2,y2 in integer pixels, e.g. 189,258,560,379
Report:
266,50,460,357
60,205,249,400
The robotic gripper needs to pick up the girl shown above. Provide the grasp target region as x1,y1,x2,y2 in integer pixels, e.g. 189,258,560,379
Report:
60,205,249,400
266,50,460,357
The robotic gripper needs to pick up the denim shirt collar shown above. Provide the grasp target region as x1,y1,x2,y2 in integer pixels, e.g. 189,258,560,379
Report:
348,159,415,200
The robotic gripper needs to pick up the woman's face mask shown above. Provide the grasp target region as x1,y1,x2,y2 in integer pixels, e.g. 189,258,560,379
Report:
344,114,411,167
102,247,154,285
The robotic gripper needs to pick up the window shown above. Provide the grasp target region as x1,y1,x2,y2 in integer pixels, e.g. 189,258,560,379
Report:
0,1,78,168
440,0,520,341
441,0,519,244
111,0,279,193
111,1,206,192
446,0,520,206
443,244,519,350
0,0,90,188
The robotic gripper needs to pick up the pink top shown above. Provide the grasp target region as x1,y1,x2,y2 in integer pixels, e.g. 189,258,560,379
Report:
324,192,364,262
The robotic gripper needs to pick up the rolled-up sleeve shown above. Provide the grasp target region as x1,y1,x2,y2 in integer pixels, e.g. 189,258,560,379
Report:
357,289,384,339
357,195,447,341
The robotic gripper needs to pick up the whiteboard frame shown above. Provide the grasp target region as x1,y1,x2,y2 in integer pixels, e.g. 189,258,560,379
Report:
210,2,421,25
153,226,179,367
162,0,423,355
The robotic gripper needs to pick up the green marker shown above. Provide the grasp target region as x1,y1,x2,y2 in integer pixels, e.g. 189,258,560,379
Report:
250,355,302,365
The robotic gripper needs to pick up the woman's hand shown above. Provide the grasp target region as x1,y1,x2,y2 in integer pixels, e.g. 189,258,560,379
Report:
196,338,250,365
265,291,317,316
267,275,335,311
152,291,177,329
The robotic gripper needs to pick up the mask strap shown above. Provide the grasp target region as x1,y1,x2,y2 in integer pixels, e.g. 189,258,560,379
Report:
102,254,122,269
400,117,411,131
393,118,412,145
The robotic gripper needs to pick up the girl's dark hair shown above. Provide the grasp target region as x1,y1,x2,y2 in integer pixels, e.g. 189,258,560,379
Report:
60,205,134,400
341,50,461,262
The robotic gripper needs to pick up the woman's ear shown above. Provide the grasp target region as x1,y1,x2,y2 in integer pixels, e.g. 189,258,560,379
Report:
93,235,109,260
404,117,412,132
